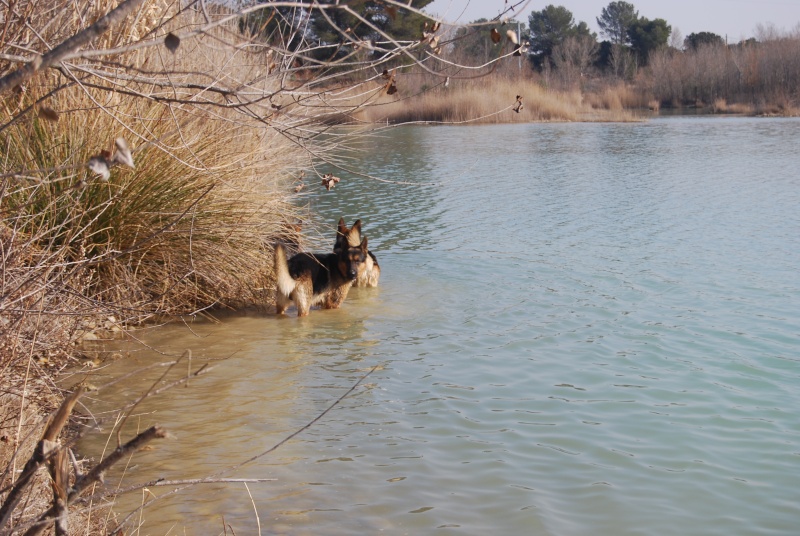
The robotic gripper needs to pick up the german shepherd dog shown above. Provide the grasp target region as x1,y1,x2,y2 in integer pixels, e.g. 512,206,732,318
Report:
334,218,380,287
274,222,369,316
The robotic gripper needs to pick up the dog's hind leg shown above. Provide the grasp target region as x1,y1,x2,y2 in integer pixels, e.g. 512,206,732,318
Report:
274,243,296,315
293,284,312,317
275,290,291,315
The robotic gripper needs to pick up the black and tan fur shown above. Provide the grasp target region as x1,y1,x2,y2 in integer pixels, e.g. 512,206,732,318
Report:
334,218,380,288
274,227,369,317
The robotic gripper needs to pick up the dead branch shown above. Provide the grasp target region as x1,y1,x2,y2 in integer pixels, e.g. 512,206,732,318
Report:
20,426,167,536
0,357,212,535
0,386,84,532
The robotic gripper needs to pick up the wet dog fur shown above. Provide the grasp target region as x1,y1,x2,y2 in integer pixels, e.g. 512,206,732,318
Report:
334,218,380,288
274,226,369,316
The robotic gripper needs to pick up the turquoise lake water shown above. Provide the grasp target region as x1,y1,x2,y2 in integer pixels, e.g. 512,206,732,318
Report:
79,116,800,535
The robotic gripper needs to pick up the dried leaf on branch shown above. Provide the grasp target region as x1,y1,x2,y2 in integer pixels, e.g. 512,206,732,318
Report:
513,95,524,113
37,106,59,122
165,32,180,53
321,173,341,191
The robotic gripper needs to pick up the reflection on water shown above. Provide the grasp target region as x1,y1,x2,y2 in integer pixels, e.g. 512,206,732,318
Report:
78,117,800,535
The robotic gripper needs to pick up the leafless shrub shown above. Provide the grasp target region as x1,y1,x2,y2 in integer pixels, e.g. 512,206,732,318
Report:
551,35,597,91
647,29,800,110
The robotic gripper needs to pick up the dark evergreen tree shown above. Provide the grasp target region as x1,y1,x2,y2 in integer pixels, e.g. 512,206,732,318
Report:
596,1,639,45
628,17,671,65
452,19,494,63
595,40,614,69
308,0,434,61
241,0,435,63
684,31,725,50
528,5,595,68
240,5,311,52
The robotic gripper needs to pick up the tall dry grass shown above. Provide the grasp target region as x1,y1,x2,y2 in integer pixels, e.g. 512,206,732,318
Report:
1,11,312,366
582,81,656,111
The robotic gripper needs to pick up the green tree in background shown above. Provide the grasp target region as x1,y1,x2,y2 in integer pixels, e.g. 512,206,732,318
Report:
240,5,311,52
596,1,639,45
684,31,724,50
309,0,434,61
452,19,494,64
628,17,671,65
528,4,595,68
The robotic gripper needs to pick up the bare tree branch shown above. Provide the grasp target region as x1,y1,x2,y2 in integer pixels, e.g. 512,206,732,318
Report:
0,0,148,94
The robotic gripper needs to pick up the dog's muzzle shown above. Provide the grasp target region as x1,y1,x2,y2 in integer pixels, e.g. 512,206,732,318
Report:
348,269,358,281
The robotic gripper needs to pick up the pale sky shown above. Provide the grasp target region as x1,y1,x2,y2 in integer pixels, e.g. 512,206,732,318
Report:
426,0,800,42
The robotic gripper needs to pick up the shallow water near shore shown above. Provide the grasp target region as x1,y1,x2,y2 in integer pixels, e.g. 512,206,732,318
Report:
78,116,800,535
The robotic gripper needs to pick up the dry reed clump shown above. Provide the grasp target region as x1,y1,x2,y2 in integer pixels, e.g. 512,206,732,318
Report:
712,98,754,114
0,14,310,374
584,87,621,111
3,33,306,328
583,83,655,111
353,76,644,124
364,78,575,123
1,101,297,348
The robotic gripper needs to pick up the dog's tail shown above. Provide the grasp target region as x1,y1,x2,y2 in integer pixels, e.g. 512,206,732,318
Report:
274,243,296,296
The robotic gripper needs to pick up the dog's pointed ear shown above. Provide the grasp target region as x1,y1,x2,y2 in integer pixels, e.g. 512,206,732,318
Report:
352,219,362,233
337,217,348,238
360,236,368,251
334,218,347,252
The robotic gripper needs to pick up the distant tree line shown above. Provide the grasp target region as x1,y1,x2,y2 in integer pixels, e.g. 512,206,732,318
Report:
648,32,800,109
465,1,800,109
240,0,798,110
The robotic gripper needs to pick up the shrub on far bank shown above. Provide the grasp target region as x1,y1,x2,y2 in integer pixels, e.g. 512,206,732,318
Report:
354,76,641,124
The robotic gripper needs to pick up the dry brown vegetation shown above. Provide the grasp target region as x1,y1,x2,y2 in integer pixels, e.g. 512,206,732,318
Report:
0,4,308,532
385,22,800,121
647,33,800,114
355,76,640,123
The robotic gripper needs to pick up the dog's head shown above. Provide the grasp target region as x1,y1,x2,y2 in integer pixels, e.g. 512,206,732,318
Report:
336,234,369,282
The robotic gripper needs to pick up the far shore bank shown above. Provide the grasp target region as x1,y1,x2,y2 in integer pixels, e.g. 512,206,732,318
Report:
350,78,798,125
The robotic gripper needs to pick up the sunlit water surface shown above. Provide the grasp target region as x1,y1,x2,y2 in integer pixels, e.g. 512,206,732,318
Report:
78,117,800,535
